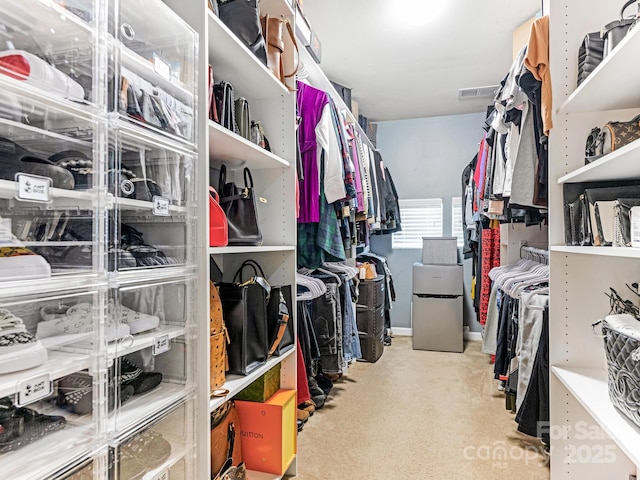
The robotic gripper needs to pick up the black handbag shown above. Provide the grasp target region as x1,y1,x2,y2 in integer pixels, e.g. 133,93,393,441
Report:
213,81,239,134
218,165,263,246
267,284,294,356
577,32,604,86
217,0,268,66
602,0,638,57
218,260,270,376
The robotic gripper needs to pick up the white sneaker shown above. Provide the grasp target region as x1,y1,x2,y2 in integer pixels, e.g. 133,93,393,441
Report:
0,218,51,282
0,308,48,374
37,303,130,342
117,302,160,334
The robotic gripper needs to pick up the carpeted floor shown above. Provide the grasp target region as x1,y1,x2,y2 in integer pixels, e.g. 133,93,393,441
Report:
292,336,550,480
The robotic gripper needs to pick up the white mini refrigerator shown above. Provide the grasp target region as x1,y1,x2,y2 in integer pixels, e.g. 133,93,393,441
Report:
412,263,464,353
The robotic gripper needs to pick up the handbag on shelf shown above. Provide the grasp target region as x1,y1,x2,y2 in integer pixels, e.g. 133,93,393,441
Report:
261,14,299,89
210,281,229,393
594,314,640,429
211,401,244,478
208,65,219,123
218,165,263,246
234,97,251,141
267,284,294,356
585,114,640,164
577,32,605,86
613,198,640,247
209,187,229,248
214,81,238,134
208,0,219,16
250,120,271,151
217,0,268,66
218,260,270,375
602,0,639,57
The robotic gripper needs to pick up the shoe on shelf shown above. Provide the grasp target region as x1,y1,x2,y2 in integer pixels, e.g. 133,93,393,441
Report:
56,371,135,415
311,394,325,410
297,408,310,423
0,136,75,189
37,302,131,343
119,357,162,395
0,308,48,374
0,396,66,453
0,218,51,282
118,430,172,479
111,300,160,335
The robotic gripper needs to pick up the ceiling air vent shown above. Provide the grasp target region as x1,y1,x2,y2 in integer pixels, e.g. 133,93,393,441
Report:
458,85,499,100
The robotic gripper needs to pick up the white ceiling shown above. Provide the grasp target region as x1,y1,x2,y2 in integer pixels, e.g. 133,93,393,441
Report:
300,0,541,122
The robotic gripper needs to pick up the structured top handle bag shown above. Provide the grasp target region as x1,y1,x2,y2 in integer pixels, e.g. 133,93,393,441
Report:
218,165,263,246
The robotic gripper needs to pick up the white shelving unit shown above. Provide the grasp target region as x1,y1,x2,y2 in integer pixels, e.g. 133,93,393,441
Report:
549,1,640,478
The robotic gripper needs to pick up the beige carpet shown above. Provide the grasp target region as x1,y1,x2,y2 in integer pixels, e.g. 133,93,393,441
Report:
292,337,550,480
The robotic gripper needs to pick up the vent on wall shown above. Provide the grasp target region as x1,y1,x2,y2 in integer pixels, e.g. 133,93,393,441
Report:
458,85,499,100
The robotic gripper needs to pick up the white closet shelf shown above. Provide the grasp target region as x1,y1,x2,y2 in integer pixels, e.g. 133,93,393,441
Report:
246,469,284,480
0,423,93,480
209,347,295,412
297,45,374,150
550,245,640,258
559,25,640,115
111,266,197,286
0,179,95,208
0,274,105,300
208,121,290,169
114,383,190,440
552,366,640,467
114,117,197,155
0,350,91,399
557,138,640,184
207,12,289,101
114,196,188,214
209,245,295,255
119,45,194,104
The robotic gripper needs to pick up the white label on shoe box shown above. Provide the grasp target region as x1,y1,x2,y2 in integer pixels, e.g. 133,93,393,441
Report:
152,196,170,216
17,372,52,406
16,174,51,203
153,334,171,356
154,54,172,81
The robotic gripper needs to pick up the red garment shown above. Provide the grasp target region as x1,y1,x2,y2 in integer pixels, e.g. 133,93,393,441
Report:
296,338,310,405
479,225,501,326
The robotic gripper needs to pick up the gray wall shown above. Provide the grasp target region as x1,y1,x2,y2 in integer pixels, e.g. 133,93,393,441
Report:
371,111,487,332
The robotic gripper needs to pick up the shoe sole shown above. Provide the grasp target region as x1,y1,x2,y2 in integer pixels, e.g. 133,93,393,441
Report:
0,342,48,374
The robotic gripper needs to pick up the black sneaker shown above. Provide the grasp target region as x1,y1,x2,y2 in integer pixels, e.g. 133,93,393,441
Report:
56,371,135,415
119,357,162,395
0,397,66,452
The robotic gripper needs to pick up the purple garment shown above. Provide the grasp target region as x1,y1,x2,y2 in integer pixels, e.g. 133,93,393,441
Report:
297,81,329,223
348,125,365,212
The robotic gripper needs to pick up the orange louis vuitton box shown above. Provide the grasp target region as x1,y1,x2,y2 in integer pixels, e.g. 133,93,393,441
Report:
235,389,297,475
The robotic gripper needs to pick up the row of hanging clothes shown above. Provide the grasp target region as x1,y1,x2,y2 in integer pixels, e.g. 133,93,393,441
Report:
295,262,362,411
462,16,551,328
296,64,401,270
482,245,550,447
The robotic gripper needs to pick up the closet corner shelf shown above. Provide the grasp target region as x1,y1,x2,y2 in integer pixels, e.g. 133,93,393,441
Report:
552,366,640,467
208,121,290,169
209,347,295,412
557,138,640,184
550,245,640,259
558,25,640,115
207,12,289,100
0,350,91,399
208,245,295,255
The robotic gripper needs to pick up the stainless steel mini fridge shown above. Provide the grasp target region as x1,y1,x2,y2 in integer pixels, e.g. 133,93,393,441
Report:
412,263,463,353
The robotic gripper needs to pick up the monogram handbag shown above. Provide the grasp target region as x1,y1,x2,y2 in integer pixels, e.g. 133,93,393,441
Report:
218,165,263,246
211,401,244,478
217,0,268,65
585,115,640,164
218,260,270,375
209,187,229,247
210,281,229,393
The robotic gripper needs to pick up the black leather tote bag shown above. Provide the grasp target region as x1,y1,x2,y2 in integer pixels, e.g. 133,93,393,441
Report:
218,260,270,375
217,0,268,66
218,165,263,246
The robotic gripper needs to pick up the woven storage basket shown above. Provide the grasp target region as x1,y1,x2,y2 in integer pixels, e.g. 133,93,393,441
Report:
601,314,640,428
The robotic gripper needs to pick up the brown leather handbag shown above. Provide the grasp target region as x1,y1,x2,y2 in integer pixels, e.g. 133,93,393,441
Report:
211,401,243,478
260,14,299,89
210,281,229,393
